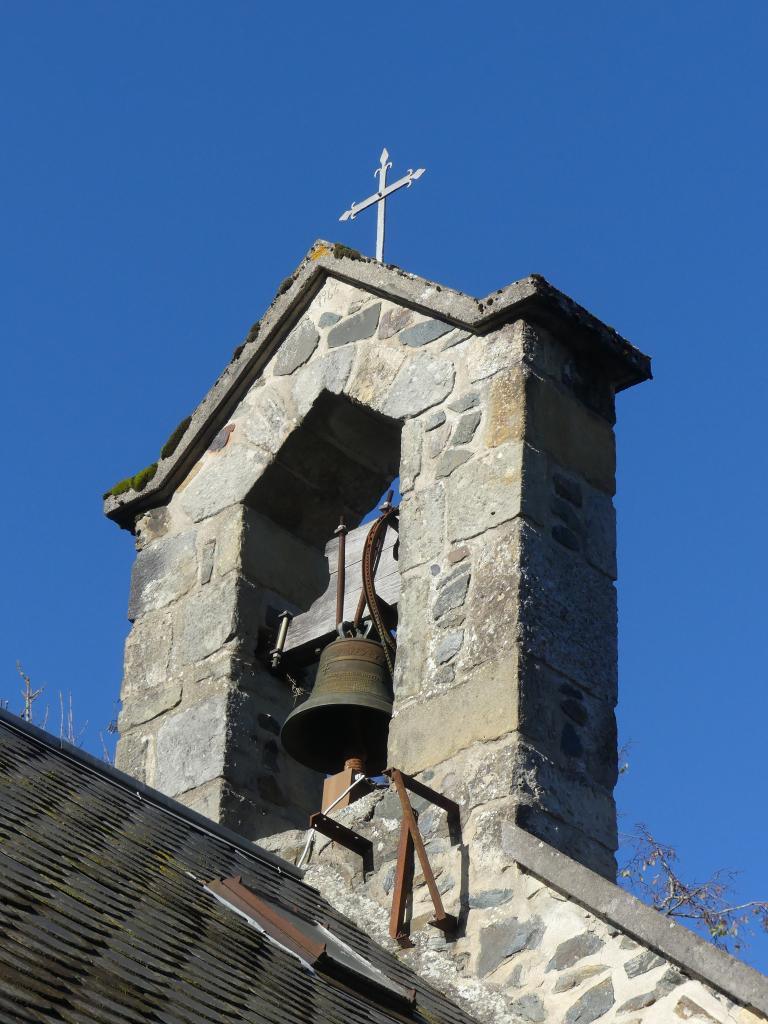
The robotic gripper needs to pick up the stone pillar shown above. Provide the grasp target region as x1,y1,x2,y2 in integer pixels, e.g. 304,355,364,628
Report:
116,499,326,840
389,320,621,878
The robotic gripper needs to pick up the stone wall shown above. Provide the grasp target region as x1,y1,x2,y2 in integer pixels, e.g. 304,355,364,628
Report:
389,309,620,877
117,271,624,868
293,795,767,1024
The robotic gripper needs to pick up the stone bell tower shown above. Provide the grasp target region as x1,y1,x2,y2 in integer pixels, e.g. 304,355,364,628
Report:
106,241,650,876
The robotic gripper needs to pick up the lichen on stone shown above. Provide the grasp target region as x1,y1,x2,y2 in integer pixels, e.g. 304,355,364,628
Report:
309,242,329,260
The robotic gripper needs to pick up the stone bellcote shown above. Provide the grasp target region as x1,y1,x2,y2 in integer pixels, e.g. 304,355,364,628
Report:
107,241,651,878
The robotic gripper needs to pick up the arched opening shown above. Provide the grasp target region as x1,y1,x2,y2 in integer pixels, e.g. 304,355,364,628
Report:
247,390,401,550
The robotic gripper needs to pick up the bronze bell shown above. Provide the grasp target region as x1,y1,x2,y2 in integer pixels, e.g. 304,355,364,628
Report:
280,636,393,776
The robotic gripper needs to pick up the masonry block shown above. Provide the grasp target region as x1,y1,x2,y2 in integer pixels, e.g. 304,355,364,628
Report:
526,372,616,494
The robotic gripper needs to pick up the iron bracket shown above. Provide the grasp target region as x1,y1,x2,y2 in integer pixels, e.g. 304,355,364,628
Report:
384,767,460,947
309,812,374,873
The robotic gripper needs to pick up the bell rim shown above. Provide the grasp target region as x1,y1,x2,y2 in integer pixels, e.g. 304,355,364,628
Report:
280,635,393,775
280,699,392,776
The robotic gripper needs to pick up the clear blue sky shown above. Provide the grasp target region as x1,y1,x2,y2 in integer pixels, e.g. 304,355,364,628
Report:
1,0,766,970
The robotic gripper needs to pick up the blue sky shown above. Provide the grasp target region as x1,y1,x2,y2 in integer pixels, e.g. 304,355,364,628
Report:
1,0,766,970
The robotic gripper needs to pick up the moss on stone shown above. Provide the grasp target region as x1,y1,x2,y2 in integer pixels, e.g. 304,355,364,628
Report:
132,463,158,491
277,275,295,295
231,320,261,363
103,477,134,499
160,416,192,460
104,462,158,499
332,243,366,262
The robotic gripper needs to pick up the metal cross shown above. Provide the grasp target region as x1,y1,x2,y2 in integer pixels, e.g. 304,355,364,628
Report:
339,149,426,263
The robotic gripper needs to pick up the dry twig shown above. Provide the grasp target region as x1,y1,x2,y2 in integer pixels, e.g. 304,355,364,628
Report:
620,824,768,951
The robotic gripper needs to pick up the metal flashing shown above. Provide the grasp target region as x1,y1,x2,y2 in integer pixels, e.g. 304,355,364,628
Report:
208,875,417,1006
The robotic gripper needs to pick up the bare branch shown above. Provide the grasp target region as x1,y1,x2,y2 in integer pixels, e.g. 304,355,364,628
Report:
620,824,768,951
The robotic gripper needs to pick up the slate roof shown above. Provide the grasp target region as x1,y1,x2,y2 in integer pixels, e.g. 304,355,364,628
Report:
0,709,478,1024
104,240,652,529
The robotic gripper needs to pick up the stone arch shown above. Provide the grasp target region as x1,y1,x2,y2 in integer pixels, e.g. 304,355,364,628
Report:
118,282,468,844
246,387,401,563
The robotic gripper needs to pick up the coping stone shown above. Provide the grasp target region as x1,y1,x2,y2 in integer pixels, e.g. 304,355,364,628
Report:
104,241,651,529
503,825,768,1017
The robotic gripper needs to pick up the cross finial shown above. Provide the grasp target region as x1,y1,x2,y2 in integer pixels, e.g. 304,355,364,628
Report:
339,149,426,263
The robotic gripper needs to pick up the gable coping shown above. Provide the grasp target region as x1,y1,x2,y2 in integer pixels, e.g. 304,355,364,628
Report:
103,240,652,530
504,823,768,1017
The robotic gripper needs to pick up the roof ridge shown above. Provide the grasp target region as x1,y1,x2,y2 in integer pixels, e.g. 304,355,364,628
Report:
0,706,304,880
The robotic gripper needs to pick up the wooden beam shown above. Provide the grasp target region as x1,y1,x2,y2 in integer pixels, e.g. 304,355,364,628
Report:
285,521,399,654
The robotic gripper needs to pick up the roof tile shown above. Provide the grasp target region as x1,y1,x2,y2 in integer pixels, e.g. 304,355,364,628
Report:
0,711,479,1024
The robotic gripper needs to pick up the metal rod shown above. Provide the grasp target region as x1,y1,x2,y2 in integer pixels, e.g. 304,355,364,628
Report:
308,813,373,863
385,768,460,824
334,515,348,631
389,768,452,928
270,611,293,668
389,817,415,947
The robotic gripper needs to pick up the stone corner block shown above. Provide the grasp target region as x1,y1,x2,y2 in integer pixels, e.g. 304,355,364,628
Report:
172,575,244,666
128,531,197,620
155,693,229,796
527,374,616,495
445,441,525,542
389,654,519,774
178,446,268,523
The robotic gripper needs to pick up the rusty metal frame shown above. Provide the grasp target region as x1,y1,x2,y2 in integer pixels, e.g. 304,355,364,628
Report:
309,811,374,872
211,875,417,1006
385,768,459,945
302,768,460,947
208,876,327,963
388,816,415,947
